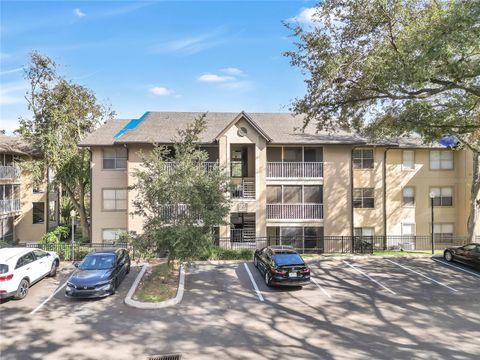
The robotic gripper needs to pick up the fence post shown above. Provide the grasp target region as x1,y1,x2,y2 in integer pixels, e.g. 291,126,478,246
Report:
302,236,305,254
351,236,355,254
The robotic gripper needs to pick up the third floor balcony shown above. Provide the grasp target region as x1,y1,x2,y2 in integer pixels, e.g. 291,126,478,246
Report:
0,165,21,181
267,162,323,178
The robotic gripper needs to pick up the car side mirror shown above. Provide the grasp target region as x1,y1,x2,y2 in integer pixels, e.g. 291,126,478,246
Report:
73,261,80,268
46,252,51,257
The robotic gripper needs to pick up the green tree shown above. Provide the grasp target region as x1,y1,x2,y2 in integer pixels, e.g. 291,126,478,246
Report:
285,0,480,240
17,52,114,238
132,114,230,263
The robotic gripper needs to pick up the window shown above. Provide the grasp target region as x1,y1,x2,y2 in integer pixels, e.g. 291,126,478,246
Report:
402,150,414,170
283,147,302,162
402,223,415,236
102,189,127,210
353,149,374,169
103,147,127,169
102,229,126,244
266,186,282,204
32,202,45,224
15,252,35,269
403,187,415,206
33,249,49,260
433,224,454,242
304,185,322,203
431,187,453,206
283,186,302,204
430,150,453,170
353,188,374,208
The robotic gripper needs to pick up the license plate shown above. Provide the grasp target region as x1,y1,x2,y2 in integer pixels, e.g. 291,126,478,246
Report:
289,272,298,278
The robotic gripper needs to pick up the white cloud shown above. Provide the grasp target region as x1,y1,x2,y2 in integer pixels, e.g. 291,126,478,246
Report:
220,67,243,76
0,68,23,76
150,28,227,55
288,7,317,25
0,81,27,105
74,8,86,18
197,74,235,82
149,87,173,96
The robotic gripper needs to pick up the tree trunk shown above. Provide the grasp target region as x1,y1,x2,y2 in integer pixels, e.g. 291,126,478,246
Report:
64,185,91,241
467,151,480,242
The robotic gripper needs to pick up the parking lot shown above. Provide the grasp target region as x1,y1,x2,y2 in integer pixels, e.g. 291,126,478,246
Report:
1,256,479,360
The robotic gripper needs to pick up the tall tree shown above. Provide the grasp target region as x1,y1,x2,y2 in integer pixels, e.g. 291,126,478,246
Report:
133,114,230,263
17,52,114,238
285,0,480,240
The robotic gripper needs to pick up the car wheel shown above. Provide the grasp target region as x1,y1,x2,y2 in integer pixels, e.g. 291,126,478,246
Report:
264,271,271,287
14,279,30,300
49,260,58,277
444,250,453,262
254,257,258,268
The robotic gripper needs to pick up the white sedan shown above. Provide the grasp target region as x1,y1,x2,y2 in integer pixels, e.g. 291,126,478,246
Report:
0,247,60,300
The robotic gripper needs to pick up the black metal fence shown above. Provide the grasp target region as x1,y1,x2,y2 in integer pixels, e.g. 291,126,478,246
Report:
23,242,131,261
217,235,476,254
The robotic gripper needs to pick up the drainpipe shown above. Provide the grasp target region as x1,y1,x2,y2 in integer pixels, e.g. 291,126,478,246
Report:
383,148,392,250
350,147,356,239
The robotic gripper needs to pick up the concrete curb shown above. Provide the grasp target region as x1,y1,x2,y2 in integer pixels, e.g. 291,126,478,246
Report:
193,259,246,265
124,264,185,309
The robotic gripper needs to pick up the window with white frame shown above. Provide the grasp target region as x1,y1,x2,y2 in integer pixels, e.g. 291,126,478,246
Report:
102,229,126,244
403,187,415,206
352,149,374,169
102,189,127,210
402,150,414,170
402,223,415,236
354,227,375,236
103,147,127,169
431,187,453,206
430,150,453,170
433,224,454,242
353,188,375,208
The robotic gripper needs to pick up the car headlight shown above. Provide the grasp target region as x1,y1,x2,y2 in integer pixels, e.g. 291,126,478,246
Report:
96,280,113,287
66,282,75,289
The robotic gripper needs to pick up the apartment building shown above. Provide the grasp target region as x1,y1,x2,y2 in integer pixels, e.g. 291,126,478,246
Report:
0,134,58,244
79,111,479,247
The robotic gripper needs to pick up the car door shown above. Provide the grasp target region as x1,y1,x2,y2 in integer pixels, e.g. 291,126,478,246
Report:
32,250,51,277
260,249,272,275
117,251,127,281
458,244,476,264
472,245,480,267
15,252,40,283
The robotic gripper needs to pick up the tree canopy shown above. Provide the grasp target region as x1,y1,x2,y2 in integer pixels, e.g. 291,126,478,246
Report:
132,114,230,263
286,0,480,239
17,51,114,238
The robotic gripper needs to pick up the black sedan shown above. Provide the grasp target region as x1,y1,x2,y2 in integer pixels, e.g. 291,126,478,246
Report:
254,246,310,287
444,243,480,269
65,248,131,298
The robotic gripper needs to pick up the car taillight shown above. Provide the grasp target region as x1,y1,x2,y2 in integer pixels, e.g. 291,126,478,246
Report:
0,274,13,281
302,268,311,273
271,267,287,275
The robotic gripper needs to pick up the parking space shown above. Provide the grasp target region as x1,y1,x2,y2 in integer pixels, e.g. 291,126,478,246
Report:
1,257,479,359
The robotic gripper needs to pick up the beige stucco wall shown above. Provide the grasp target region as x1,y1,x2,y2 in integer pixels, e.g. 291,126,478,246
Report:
90,147,128,242
323,145,352,236
14,169,48,243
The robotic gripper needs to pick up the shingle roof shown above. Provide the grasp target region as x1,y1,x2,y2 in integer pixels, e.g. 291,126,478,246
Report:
79,111,452,148
0,134,38,156
80,111,367,146
79,119,130,146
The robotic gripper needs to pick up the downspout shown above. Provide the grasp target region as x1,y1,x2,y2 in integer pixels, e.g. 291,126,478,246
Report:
350,146,356,238
89,148,93,243
383,148,391,250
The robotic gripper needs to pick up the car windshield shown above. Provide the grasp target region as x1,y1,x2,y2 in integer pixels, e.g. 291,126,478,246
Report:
0,264,8,274
79,254,115,270
273,253,304,266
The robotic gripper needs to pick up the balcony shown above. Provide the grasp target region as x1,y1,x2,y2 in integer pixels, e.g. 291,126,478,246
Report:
267,162,323,178
267,203,323,220
0,199,21,215
230,229,256,242
231,179,255,199
0,166,21,180
164,161,218,175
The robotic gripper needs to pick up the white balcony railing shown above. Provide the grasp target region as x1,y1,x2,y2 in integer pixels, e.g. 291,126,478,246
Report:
164,161,218,175
231,179,255,199
0,165,21,180
0,199,21,214
267,203,323,220
231,229,256,242
267,162,323,178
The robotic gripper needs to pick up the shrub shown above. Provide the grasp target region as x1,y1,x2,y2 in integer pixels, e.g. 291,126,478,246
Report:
198,246,254,261
40,226,70,245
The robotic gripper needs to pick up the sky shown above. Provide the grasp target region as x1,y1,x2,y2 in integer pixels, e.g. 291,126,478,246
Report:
0,0,317,134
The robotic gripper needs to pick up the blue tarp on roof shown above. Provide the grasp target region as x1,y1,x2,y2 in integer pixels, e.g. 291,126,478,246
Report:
113,111,150,139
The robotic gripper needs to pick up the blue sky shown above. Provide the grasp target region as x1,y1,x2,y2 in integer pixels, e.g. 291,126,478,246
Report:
0,0,317,134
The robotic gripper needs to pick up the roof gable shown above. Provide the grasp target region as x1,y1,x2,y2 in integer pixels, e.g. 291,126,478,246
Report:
214,111,272,142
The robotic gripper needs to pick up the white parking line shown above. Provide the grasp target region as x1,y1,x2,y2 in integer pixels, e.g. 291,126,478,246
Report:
432,258,480,278
30,281,68,315
343,261,396,295
243,263,264,302
311,277,332,298
385,259,458,292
